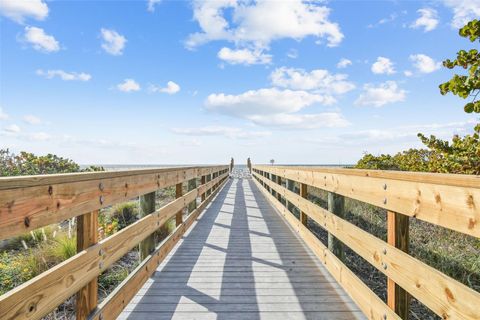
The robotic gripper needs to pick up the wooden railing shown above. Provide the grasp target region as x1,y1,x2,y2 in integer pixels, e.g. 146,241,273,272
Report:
252,165,480,320
0,165,229,320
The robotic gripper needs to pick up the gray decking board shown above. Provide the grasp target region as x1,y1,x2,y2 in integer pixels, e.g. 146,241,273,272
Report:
119,177,364,320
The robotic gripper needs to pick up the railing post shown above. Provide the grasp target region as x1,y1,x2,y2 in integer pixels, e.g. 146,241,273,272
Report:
76,210,98,320
286,179,295,213
276,175,282,202
247,157,252,173
139,192,156,261
188,178,197,213
175,183,183,226
201,175,206,202
387,210,410,319
207,173,212,196
300,183,308,226
327,192,344,261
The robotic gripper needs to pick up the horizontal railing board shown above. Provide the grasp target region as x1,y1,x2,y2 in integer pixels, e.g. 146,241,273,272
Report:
253,166,480,238
255,165,480,188
0,166,228,240
252,177,400,320
0,166,227,189
0,171,228,320
89,176,228,320
254,171,480,320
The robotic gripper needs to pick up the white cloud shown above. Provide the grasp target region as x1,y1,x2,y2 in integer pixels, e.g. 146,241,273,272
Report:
100,28,126,56
404,70,413,77
172,126,271,139
186,0,343,49
4,124,21,133
0,0,48,23
248,112,350,129
355,81,406,107
147,0,161,12
0,108,8,120
206,88,334,118
367,13,398,28
410,8,439,32
337,58,352,69
30,132,50,141
443,0,480,28
23,115,41,125
117,79,140,92
270,67,355,94
218,47,272,65
287,49,298,59
409,54,441,73
23,26,59,53
36,69,91,81
149,81,180,94
371,57,396,75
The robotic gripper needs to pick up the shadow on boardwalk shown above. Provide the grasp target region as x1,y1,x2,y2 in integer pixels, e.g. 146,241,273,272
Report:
120,176,363,320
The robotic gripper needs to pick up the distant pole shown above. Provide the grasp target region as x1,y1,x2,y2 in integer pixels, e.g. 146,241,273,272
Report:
230,157,234,175
270,159,275,166
247,157,252,174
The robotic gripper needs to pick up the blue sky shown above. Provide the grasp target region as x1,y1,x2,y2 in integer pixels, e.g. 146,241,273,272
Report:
0,0,479,165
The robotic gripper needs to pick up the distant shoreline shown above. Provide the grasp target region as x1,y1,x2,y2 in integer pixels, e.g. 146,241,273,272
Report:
81,164,354,171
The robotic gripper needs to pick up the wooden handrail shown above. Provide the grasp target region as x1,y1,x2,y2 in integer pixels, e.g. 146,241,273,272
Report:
0,165,229,320
252,165,480,320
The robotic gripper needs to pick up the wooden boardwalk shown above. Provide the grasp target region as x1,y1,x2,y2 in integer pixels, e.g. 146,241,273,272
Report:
119,177,364,320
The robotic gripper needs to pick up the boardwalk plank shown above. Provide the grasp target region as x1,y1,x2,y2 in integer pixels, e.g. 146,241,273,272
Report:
120,177,363,320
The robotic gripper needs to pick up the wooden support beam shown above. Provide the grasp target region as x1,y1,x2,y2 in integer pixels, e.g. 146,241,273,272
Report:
327,192,344,261
387,210,410,319
300,183,308,226
76,210,99,320
188,178,197,214
276,175,282,202
139,192,156,261
175,183,183,226
201,176,206,202
286,179,295,213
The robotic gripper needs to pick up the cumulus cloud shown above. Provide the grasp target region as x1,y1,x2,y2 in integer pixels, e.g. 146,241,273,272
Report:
206,88,334,117
270,67,355,94
147,0,161,12
149,81,180,94
409,54,441,73
23,26,59,53
248,112,350,129
4,124,21,133
410,8,439,32
337,58,352,69
186,0,343,63
36,69,91,81
100,28,127,56
287,49,298,59
0,108,8,120
355,81,406,107
371,57,396,75
443,0,480,28
117,79,140,92
218,47,272,65
172,126,271,139
0,0,48,23
23,115,42,125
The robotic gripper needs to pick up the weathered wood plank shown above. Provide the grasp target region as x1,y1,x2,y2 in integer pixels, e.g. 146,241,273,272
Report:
76,210,99,320
0,172,228,320
254,172,480,320
0,166,228,240
254,166,480,238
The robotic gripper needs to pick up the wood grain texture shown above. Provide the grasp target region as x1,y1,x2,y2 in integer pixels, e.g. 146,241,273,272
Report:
253,166,480,239
253,171,480,320
387,211,410,319
76,210,99,320
0,166,228,240
118,177,362,320
90,176,229,320
139,192,156,261
253,177,399,320
175,183,183,227
0,171,228,320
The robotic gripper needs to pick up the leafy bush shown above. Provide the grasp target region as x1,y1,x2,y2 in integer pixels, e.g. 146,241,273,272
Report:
0,148,104,177
111,202,139,229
